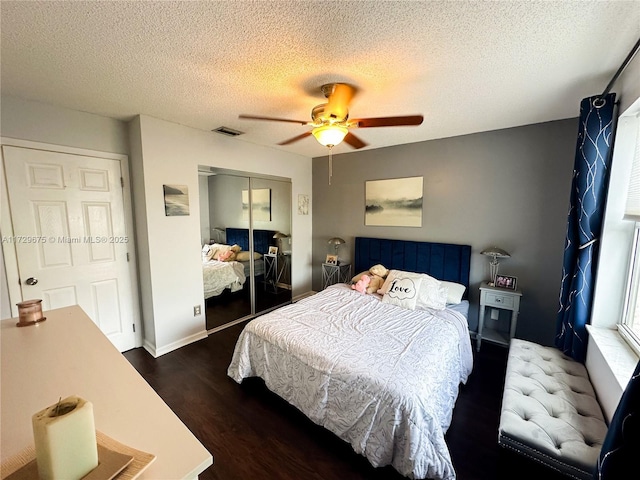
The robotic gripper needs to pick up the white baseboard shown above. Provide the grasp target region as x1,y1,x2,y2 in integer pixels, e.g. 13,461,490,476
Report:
142,339,157,357
143,330,208,358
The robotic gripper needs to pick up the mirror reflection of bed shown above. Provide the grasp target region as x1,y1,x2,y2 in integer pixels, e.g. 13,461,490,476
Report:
199,168,292,331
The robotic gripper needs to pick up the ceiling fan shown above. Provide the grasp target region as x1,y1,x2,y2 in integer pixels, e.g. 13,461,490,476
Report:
238,83,424,150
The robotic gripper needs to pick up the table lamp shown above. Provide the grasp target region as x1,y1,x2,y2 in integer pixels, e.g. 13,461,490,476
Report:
273,232,290,253
481,246,511,286
328,237,345,263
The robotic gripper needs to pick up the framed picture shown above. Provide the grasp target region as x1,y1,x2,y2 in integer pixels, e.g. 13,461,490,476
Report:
242,188,272,221
365,176,423,227
163,185,189,216
325,254,338,265
268,246,278,255
495,274,517,290
298,194,309,215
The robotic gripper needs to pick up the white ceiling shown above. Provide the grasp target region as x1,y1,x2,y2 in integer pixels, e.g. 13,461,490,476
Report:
1,1,639,157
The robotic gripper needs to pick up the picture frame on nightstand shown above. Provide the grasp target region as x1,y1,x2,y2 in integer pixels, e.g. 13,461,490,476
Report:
495,274,517,290
325,254,338,265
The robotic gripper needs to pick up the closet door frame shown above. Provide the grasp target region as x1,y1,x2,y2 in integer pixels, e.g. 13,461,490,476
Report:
200,166,292,331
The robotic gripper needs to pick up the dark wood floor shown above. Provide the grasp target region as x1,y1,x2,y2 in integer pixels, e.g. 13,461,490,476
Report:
124,324,572,480
206,280,292,330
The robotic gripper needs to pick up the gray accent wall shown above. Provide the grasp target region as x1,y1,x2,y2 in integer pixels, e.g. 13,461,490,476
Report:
312,118,578,346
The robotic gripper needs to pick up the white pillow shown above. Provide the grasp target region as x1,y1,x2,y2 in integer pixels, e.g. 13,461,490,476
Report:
441,281,466,304
379,270,448,310
381,275,422,310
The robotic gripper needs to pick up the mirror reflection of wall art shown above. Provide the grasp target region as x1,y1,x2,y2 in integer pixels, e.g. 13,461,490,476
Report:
163,185,190,216
242,189,271,221
365,176,423,227
298,194,309,215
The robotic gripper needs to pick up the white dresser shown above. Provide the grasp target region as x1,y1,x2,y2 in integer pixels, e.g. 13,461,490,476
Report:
1,305,213,478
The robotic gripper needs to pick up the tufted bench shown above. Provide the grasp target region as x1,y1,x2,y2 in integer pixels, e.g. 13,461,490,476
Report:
498,339,608,480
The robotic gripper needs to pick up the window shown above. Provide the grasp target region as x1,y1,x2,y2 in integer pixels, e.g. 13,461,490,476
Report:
621,225,640,355
620,115,640,355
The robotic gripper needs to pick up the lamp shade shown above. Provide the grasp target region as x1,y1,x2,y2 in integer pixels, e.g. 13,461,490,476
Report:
273,232,289,239
481,247,511,258
312,125,348,147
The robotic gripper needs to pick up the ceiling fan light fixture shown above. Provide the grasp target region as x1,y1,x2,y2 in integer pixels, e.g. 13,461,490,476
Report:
312,125,348,147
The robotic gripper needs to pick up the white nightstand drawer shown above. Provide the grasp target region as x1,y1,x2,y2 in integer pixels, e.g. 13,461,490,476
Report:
485,292,514,308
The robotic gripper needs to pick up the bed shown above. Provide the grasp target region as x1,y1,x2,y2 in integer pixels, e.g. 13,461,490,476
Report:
228,238,473,479
225,227,276,277
201,228,276,299
202,257,246,299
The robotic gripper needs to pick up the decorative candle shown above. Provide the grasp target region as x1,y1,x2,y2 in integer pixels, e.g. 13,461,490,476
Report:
32,395,98,480
16,299,46,327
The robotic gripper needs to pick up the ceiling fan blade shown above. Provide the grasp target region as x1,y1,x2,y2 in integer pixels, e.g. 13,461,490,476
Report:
325,83,356,120
343,132,368,149
351,115,424,128
277,131,312,145
239,114,309,125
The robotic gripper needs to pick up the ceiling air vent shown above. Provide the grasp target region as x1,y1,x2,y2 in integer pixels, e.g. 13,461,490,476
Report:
212,126,244,137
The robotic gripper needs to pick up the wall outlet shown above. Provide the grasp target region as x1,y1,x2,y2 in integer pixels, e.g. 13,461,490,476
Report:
490,308,500,320
194,305,201,316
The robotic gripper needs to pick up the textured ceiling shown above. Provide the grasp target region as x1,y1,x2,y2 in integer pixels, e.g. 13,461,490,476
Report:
1,1,639,157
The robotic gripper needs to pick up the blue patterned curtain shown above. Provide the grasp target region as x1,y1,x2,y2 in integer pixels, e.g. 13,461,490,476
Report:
556,93,616,362
595,360,640,479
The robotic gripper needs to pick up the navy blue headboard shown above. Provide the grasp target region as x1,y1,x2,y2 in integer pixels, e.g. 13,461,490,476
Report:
225,228,276,255
355,237,472,297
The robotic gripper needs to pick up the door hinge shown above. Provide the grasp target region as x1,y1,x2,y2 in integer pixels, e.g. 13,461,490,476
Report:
126,252,130,262
120,177,124,188
132,323,136,333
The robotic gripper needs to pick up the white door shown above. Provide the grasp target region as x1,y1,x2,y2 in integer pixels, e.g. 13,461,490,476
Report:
3,145,137,351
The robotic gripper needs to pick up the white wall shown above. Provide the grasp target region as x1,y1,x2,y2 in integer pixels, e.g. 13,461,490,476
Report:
198,175,210,244
208,174,249,237
0,96,131,319
619,49,640,115
587,53,640,420
207,174,292,239
0,96,129,154
130,115,312,356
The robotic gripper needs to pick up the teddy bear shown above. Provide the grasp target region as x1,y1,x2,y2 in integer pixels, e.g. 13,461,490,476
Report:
352,274,371,293
351,264,389,294
369,264,389,278
217,249,236,262
366,274,385,294
366,264,389,294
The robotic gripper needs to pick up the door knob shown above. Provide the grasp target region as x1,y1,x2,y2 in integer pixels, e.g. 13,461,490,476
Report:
25,277,38,286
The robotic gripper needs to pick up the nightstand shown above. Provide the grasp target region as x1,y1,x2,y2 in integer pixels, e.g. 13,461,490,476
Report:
264,253,291,292
477,281,522,352
322,263,351,290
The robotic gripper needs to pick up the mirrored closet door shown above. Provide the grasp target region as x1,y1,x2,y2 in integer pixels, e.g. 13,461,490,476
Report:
198,167,292,331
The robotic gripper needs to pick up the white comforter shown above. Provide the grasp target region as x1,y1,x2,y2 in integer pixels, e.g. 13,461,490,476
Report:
202,259,246,299
228,284,473,479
